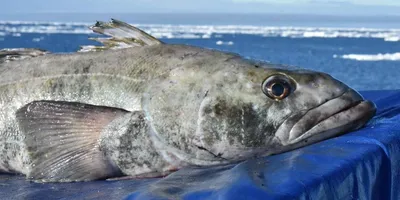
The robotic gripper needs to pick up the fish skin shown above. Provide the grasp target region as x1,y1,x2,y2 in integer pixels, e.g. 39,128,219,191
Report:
0,42,376,182
0,45,234,173
0,45,256,177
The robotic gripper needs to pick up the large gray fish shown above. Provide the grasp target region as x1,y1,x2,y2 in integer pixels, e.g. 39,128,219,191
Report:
0,19,376,182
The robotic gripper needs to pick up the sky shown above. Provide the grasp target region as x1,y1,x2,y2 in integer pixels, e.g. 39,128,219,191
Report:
1,0,400,16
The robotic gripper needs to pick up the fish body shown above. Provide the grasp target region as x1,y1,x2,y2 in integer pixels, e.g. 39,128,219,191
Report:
0,20,376,182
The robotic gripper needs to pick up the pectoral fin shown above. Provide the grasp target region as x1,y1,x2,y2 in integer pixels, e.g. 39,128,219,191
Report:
16,100,129,182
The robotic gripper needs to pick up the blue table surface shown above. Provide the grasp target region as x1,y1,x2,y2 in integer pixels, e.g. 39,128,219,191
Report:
1,90,399,200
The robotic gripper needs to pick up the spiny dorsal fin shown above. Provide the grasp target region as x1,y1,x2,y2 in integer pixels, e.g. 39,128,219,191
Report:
79,19,163,52
0,48,49,63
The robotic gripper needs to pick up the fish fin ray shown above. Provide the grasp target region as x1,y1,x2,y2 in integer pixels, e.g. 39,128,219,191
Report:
16,100,129,182
79,18,163,52
0,48,49,63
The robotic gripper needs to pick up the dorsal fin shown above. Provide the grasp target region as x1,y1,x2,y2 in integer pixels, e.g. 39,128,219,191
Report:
0,48,49,63
79,19,163,52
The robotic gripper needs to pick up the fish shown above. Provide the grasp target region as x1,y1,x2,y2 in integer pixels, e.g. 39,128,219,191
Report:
0,19,376,182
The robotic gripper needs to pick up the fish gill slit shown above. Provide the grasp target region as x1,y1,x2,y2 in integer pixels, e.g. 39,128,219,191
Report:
241,107,245,142
194,94,209,143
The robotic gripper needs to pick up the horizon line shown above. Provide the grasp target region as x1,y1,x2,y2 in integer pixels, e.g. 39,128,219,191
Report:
1,12,400,17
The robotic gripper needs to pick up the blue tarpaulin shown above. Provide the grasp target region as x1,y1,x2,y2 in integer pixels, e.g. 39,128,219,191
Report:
1,90,399,200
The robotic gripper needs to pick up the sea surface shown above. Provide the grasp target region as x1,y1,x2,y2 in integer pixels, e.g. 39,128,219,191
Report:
0,14,399,90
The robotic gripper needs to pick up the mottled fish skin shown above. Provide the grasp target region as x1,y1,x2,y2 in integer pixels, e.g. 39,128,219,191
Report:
0,42,376,181
0,45,256,175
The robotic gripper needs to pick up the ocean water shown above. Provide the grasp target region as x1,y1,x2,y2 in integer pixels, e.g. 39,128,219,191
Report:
0,14,400,91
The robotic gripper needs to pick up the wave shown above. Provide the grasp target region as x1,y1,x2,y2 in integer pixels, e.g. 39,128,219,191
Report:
334,53,400,61
32,36,45,42
12,33,21,37
216,40,234,45
0,21,399,41
384,37,400,42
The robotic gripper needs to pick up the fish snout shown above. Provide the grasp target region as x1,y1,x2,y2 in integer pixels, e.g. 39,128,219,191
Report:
277,89,376,146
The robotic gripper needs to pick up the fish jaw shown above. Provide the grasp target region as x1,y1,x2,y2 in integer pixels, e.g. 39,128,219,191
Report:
275,89,376,146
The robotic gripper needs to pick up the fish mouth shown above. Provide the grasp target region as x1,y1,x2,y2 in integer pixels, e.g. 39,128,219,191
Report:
277,89,376,146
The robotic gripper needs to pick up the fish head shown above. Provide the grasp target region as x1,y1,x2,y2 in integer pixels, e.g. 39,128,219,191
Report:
142,59,376,166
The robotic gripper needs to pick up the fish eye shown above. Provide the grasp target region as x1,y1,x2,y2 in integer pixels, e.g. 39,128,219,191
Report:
262,75,292,101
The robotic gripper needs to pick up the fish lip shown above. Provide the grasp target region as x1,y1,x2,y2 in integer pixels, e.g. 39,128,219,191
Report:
243,99,376,160
287,96,376,145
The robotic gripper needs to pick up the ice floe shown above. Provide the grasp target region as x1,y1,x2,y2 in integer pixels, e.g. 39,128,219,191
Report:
0,21,399,41
334,52,400,61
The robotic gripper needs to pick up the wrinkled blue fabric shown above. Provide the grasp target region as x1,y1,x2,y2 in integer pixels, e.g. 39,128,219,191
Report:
0,90,399,200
